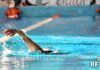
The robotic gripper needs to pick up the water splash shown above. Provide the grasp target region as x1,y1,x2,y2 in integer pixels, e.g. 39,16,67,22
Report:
1,42,12,56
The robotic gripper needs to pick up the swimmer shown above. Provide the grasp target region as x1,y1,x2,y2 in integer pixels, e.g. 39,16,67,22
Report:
4,29,53,54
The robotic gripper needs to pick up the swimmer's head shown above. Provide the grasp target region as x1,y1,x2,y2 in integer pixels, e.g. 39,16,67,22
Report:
43,48,52,54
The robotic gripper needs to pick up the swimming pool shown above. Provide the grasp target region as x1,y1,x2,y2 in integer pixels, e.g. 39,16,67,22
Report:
0,5,100,70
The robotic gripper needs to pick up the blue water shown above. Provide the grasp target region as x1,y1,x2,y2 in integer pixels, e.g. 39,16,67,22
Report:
0,5,100,70
0,35,100,70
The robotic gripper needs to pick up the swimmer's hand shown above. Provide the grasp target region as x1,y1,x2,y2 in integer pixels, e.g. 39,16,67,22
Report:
4,29,17,36
4,29,27,38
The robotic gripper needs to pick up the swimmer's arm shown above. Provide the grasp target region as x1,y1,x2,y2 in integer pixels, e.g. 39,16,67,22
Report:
4,29,44,52
17,30,44,52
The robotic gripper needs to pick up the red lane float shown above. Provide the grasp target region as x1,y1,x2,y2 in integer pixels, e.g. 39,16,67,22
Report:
97,8,100,14
5,7,21,19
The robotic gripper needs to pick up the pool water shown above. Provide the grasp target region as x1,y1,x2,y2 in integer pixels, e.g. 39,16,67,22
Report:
0,35,100,70
0,6,100,70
